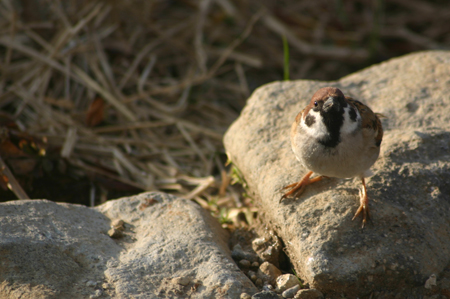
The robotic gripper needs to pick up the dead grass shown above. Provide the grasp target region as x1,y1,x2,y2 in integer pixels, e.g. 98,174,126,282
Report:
0,0,449,222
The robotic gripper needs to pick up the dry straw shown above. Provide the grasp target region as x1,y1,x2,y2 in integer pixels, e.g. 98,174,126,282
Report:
0,0,448,222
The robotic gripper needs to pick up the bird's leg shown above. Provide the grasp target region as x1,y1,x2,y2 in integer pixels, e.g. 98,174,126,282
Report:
352,177,370,228
280,171,323,202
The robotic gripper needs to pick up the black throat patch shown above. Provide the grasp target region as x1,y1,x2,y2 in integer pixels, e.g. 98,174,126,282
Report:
318,107,345,148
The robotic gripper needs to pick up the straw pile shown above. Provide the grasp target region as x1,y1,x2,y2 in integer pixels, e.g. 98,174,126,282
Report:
0,0,448,222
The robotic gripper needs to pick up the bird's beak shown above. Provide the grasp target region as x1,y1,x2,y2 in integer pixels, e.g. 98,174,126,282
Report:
323,96,339,112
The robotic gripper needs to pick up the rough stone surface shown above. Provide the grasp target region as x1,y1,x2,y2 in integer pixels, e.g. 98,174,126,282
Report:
0,192,257,298
0,199,119,299
223,51,450,297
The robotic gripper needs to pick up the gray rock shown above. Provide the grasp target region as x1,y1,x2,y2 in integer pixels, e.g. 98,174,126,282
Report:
0,199,119,299
241,293,253,299
223,51,450,296
239,259,252,268
252,290,280,299
98,192,257,298
294,289,323,299
282,284,300,298
232,244,260,263
0,192,257,298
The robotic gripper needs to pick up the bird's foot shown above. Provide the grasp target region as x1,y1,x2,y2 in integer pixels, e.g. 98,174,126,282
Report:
280,171,323,202
352,178,370,228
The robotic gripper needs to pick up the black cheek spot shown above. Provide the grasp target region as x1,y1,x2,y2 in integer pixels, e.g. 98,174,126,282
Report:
349,107,357,122
305,115,316,127
375,139,382,147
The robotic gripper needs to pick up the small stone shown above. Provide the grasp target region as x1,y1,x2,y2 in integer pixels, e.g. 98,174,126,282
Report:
263,284,274,291
425,274,437,289
252,261,260,268
276,274,299,293
248,270,257,281
241,293,252,299
282,285,300,298
172,276,191,286
89,289,103,299
294,289,323,299
251,290,279,299
252,237,267,251
239,259,251,268
257,262,282,285
255,278,263,287
261,246,275,261
108,227,123,239
232,244,259,262
111,219,125,230
86,280,97,287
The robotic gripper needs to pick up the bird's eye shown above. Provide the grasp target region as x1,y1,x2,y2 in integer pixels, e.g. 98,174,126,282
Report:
314,101,318,107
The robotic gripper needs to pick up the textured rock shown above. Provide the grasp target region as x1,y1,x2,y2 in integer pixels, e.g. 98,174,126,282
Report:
98,192,257,298
223,51,450,297
0,192,257,298
0,200,119,299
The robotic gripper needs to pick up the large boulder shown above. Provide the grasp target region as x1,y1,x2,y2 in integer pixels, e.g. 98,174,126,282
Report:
223,51,450,297
0,192,257,298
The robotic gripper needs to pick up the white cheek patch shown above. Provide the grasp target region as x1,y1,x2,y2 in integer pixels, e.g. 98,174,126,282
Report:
341,106,361,134
300,109,328,138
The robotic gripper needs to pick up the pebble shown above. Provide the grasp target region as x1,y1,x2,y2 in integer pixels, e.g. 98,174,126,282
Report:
86,280,97,287
111,219,125,230
241,293,252,299
108,227,123,239
89,289,103,299
239,259,251,268
425,274,437,289
232,244,258,263
252,237,267,251
255,278,263,287
294,289,323,299
252,261,260,268
282,285,300,298
276,274,300,293
257,261,282,285
251,290,280,299
260,246,275,261
248,270,257,282
262,284,274,291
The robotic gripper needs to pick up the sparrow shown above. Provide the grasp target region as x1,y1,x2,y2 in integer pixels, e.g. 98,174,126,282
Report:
280,87,383,228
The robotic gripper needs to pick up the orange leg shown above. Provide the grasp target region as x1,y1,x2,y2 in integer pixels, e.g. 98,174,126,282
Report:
280,171,323,202
352,177,370,228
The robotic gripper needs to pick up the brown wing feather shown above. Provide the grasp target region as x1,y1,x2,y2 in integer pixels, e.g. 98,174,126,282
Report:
346,97,383,147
